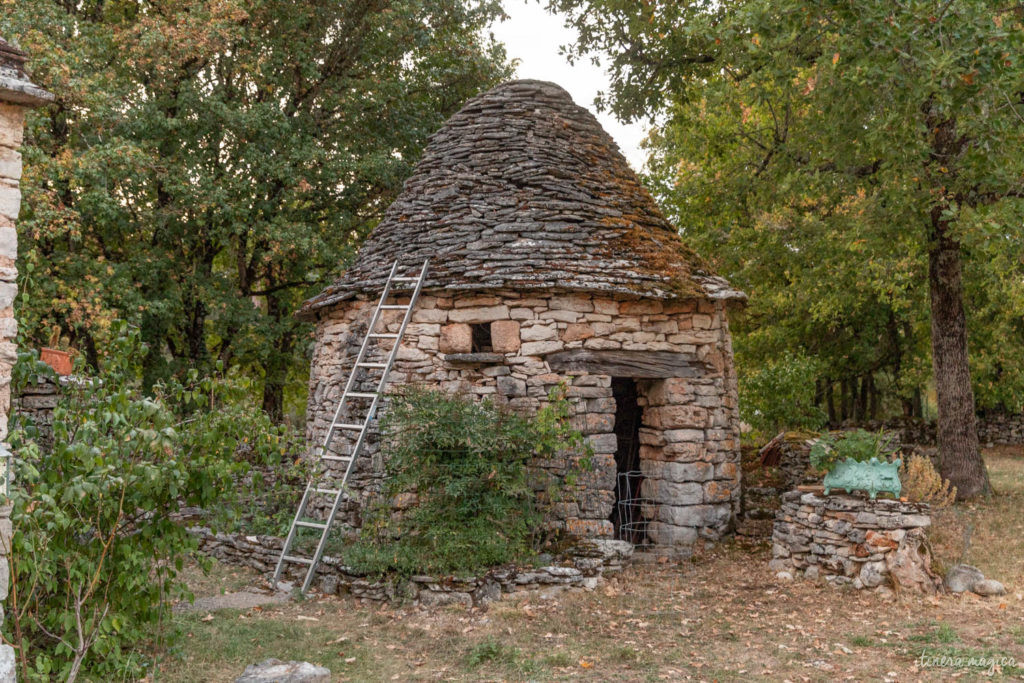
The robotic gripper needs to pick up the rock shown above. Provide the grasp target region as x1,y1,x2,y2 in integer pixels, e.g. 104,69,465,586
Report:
804,565,819,580
859,561,887,588
944,564,985,593
875,586,896,602
0,644,15,683
235,659,330,683
417,590,472,609
490,320,521,353
776,571,794,581
472,580,502,606
318,574,339,596
439,323,471,354
972,579,1006,597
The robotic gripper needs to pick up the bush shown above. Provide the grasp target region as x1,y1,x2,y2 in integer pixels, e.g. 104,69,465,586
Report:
900,455,956,508
809,429,897,473
739,351,827,436
5,324,285,681
344,386,588,577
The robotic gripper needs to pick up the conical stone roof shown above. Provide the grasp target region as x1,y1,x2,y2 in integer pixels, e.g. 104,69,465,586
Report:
300,80,743,318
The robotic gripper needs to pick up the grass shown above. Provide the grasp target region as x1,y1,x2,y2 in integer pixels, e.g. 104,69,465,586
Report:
157,447,1024,681
907,621,960,644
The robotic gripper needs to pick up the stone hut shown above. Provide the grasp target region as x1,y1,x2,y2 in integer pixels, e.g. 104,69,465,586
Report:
298,80,745,555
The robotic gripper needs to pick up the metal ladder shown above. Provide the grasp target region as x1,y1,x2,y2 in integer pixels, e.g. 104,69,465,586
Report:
273,258,429,594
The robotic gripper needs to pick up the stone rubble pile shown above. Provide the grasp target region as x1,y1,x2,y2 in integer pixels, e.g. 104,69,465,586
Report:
771,491,940,593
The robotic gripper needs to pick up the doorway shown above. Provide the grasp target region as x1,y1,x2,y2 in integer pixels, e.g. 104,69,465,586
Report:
609,377,647,544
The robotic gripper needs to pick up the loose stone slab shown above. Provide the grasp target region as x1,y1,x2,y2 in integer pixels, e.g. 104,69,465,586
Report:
235,659,330,683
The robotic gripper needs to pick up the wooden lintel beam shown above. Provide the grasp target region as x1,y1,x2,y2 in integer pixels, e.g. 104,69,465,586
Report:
545,349,704,379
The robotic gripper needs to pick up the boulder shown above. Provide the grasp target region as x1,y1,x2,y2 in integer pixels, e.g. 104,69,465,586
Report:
944,564,985,593
0,644,16,683
972,578,1007,597
235,659,330,683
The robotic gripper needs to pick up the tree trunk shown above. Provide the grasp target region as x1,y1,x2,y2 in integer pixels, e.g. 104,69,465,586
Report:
840,378,850,421
261,291,294,424
927,218,991,499
856,375,868,422
825,379,836,424
262,380,284,423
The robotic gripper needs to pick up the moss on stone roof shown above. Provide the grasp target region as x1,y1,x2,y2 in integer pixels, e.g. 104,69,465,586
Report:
301,80,743,318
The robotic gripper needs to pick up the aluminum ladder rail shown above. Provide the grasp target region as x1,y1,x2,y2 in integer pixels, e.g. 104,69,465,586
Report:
273,258,429,594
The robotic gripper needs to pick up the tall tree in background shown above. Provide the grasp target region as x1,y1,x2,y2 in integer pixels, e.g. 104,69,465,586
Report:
552,0,1024,497
4,0,510,420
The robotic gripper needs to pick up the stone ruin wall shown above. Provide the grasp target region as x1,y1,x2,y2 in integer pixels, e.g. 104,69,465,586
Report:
771,491,939,594
845,414,1024,448
189,525,632,607
305,290,741,551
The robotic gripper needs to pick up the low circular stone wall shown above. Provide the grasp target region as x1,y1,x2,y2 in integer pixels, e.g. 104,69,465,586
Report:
190,527,633,607
770,491,939,594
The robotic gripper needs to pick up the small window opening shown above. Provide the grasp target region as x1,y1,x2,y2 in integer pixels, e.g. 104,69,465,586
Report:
471,323,493,352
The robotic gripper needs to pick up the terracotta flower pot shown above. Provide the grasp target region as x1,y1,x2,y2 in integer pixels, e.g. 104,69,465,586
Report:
40,347,73,376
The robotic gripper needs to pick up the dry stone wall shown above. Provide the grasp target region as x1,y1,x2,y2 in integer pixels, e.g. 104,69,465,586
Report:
11,375,59,451
846,414,1024,448
306,290,741,553
191,526,632,607
771,491,939,593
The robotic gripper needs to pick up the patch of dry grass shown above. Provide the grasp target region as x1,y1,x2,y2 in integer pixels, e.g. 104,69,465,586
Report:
157,448,1024,681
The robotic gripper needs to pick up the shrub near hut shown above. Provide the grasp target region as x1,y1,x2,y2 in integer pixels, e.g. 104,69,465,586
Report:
5,325,289,681
344,386,588,577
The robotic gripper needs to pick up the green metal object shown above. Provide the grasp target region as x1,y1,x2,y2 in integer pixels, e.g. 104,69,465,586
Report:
823,457,902,499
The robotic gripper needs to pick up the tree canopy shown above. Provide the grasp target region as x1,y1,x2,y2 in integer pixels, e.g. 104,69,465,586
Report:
4,0,512,419
551,0,1024,496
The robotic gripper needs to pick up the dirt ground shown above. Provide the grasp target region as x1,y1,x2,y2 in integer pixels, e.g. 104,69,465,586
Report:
158,449,1024,682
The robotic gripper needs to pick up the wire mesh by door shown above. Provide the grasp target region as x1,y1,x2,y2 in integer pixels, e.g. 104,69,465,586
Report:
615,470,652,547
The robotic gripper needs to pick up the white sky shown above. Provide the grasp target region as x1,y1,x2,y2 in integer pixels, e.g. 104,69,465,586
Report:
490,1,650,171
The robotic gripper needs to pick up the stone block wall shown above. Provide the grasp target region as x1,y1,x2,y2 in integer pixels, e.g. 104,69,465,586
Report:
848,413,1024,448
305,290,741,552
771,491,938,593
1,38,52,682
11,375,59,451
0,103,23,444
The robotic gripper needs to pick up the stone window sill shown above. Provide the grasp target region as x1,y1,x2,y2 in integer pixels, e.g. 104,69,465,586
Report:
442,352,506,365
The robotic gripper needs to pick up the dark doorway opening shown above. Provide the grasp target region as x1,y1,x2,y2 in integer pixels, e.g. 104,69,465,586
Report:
609,377,647,544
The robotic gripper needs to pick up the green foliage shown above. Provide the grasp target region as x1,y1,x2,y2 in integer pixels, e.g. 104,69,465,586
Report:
809,429,897,473
3,0,511,421
5,323,285,681
344,386,588,578
551,0,1024,417
739,350,826,435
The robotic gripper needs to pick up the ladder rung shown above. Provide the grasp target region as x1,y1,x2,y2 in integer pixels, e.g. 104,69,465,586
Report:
368,333,399,339
345,392,377,399
283,555,313,565
357,362,387,369
295,521,328,530
321,454,352,462
314,488,342,495
380,304,409,310
332,423,364,431
392,277,419,282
